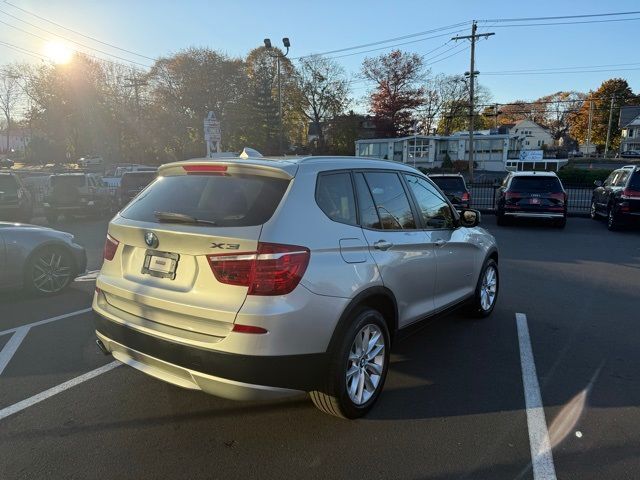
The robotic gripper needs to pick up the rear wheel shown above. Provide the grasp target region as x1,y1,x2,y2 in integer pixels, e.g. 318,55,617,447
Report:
25,246,75,295
468,259,499,318
310,307,390,419
590,200,598,220
553,217,567,229
607,206,620,231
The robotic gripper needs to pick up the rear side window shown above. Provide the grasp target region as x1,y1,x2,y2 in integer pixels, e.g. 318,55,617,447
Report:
120,174,289,227
316,172,357,225
0,175,18,194
628,172,640,190
362,172,416,230
354,173,381,229
510,176,563,193
430,177,466,192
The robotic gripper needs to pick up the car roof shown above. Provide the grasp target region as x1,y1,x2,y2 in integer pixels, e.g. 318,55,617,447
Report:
161,156,421,177
509,171,559,177
428,173,464,178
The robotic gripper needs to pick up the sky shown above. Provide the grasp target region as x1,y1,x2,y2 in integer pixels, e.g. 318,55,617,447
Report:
2,0,640,110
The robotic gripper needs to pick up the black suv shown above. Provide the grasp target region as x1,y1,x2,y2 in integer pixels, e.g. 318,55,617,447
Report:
43,173,110,223
0,172,33,222
116,170,157,210
591,166,640,230
428,174,471,210
496,171,567,228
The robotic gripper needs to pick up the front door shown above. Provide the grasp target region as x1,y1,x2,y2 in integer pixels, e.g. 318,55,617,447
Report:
354,171,437,326
403,174,478,310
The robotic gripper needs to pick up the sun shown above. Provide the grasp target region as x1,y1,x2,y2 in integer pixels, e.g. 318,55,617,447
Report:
44,41,73,64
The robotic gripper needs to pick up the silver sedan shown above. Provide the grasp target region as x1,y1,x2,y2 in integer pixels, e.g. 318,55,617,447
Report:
0,222,87,294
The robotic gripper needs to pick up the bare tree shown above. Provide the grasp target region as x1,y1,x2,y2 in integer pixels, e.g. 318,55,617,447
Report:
0,65,23,153
297,55,349,150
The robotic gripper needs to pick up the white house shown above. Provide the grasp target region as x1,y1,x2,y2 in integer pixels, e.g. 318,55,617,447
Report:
619,105,640,154
507,120,553,150
0,127,31,154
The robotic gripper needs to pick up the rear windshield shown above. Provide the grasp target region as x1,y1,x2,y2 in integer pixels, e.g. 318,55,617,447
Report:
120,174,290,227
628,172,640,190
121,172,156,189
51,176,86,188
510,176,563,193
430,177,466,191
0,175,18,194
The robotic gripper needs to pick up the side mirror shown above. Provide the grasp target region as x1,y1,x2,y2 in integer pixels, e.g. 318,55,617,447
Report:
594,180,603,187
459,209,481,228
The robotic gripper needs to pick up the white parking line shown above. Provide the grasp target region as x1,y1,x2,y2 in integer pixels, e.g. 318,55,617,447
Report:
0,307,92,337
516,312,557,480
0,361,120,421
0,326,30,375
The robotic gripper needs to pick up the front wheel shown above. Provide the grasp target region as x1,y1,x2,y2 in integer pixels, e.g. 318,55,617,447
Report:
310,308,390,419
607,207,620,231
468,259,499,318
590,200,598,220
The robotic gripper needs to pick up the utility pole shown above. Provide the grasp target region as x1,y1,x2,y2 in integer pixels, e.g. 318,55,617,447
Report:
586,100,593,157
264,37,290,155
124,76,148,121
452,21,494,182
604,96,615,158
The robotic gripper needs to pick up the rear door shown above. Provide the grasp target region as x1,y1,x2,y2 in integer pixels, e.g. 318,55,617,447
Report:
403,174,477,310
99,164,292,333
354,171,437,326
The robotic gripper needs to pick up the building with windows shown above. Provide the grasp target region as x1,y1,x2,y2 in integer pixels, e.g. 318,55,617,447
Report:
619,105,640,154
355,132,512,172
504,119,553,150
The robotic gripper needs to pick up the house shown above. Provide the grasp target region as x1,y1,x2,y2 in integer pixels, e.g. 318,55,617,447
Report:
307,114,377,146
619,105,640,153
505,120,554,150
0,127,31,154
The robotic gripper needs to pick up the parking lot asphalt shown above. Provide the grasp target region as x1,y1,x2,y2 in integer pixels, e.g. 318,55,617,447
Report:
0,216,639,479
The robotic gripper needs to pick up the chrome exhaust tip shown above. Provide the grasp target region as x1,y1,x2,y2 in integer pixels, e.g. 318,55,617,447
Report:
96,338,110,356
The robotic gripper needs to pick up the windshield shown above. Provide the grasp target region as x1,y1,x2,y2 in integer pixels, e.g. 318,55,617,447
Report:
120,173,289,227
510,176,563,193
430,177,466,191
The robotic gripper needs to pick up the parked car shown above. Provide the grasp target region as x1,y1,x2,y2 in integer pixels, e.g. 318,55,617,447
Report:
93,156,499,419
428,173,471,210
620,150,640,159
496,171,567,228
0,172,33,222
0,222,86,294
43,173,111,223
591,165,640,230
77,155,104,170
116,170,157,210
0,158,15,169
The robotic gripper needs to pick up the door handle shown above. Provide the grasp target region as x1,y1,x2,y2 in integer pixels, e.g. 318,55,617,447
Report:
434,239,446,247
373,240,393,251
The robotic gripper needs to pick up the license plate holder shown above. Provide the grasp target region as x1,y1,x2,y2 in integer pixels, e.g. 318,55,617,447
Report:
142,250,179,280
529,198,541,205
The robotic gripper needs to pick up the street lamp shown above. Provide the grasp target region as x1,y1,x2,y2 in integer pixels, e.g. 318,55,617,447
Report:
264,37,290,155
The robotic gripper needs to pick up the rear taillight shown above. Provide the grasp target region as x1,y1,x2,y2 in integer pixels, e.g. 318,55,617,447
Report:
505,192,520,201
183,164,228,174
549,192,567,204
207,242,310,296
103,234,119,261
232,324,268,334
622,188,640,199
461,192,470,202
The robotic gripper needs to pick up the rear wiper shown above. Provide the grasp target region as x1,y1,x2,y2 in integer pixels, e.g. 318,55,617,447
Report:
154,211,217,226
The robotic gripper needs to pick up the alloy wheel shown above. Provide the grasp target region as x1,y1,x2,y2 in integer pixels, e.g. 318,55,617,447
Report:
32,250,72,294
346,324,386,405
480,266,498,311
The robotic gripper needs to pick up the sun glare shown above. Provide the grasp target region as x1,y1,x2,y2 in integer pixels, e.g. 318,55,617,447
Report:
44,41,73,64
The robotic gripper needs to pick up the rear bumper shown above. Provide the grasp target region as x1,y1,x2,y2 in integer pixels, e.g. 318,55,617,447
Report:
504,211,565,218
93,311,328,399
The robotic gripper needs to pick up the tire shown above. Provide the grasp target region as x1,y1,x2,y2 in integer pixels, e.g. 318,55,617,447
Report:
24,246,75,296
590,200,598,220
496,212,509,226
553,217,567,229
45,210,59,225
607,206,619,231
310,307,390,419
468,259,499,318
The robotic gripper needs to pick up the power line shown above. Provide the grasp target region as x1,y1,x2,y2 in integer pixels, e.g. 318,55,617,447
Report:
485,16,640,28
480,10,640,23
0,39,47,60
0,10,152,68
2,0,156,61
293,21,470,60
483,67,640,76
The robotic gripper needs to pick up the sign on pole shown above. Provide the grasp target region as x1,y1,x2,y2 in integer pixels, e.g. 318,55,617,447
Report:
204,111,222,158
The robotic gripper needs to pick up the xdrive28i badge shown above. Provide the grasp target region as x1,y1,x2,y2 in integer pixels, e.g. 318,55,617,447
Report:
144,231,159,248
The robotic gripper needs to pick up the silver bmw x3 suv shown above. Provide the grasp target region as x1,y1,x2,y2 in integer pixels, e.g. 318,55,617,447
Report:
93,156,499,418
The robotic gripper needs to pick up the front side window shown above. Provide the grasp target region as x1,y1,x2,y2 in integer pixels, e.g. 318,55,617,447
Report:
604,171,620,187
615,171,630,187
316,172,357,225
404,174,455,229
361,172,416,230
